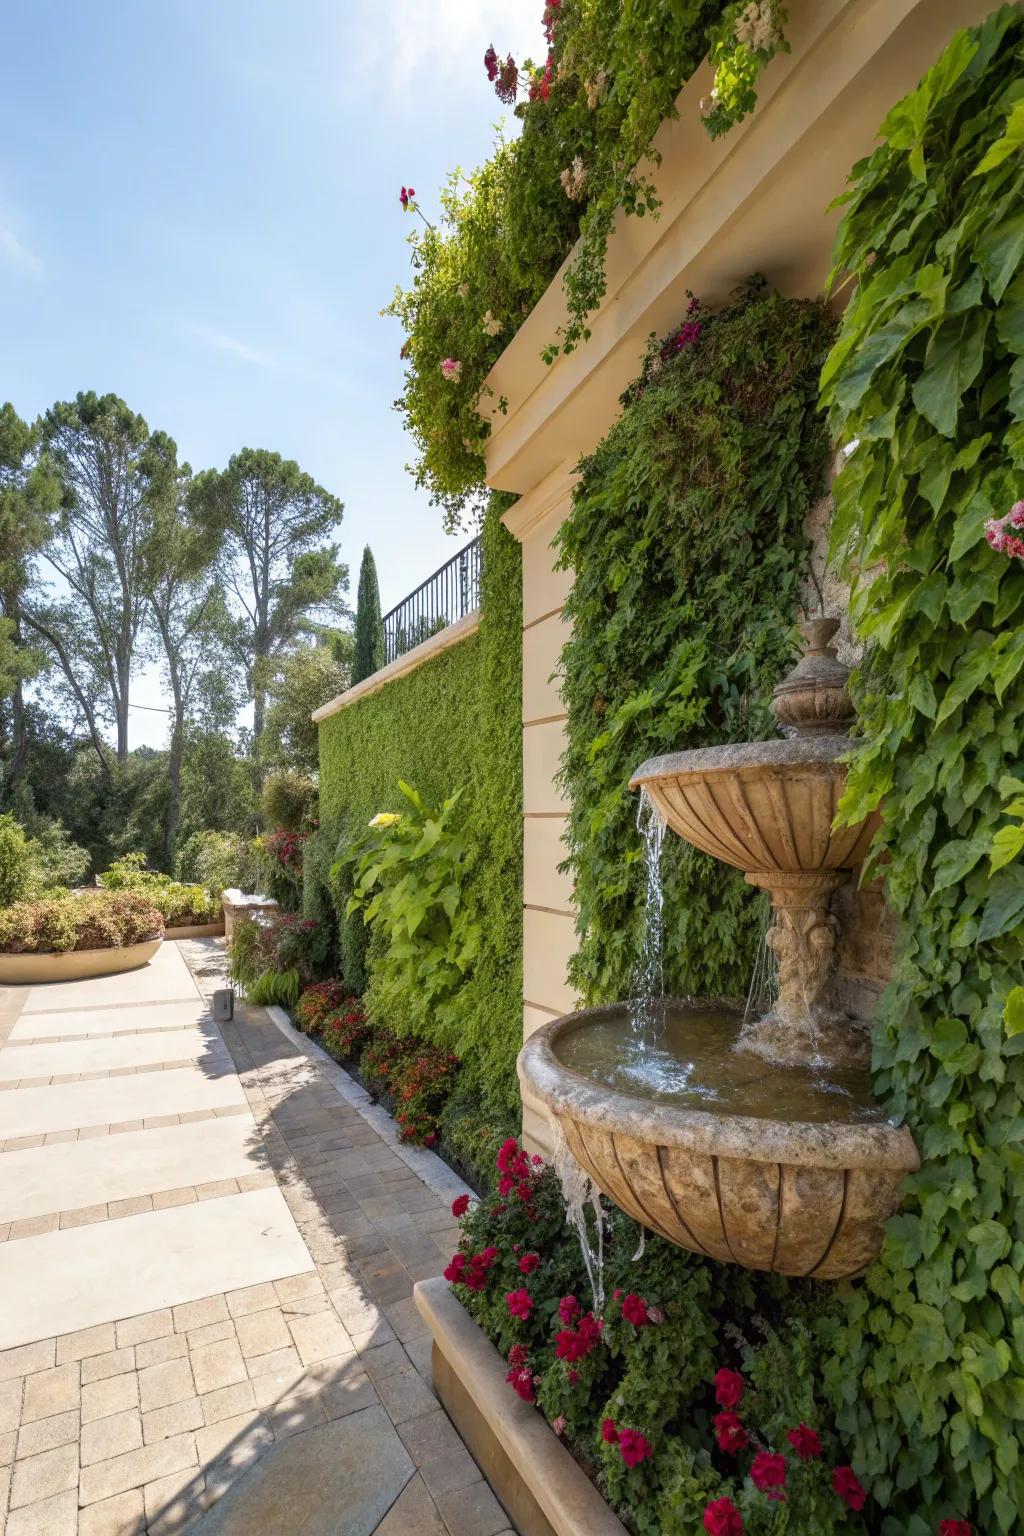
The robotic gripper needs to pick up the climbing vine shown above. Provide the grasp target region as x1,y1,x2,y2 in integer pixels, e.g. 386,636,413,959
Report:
386,1,789,526
556,281,834,1007
818,10,1024,1532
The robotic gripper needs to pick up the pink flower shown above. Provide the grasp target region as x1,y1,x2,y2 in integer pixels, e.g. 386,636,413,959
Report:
518,1252,540,1275
714,1368,744,1409
552,1414,566,1437
704,1499,744,1536
507,1344,528,1367
505,1288,533,1321
939,1522,972,1536
399,185,415,209
1010,499,1024,527
505,1365,535,1402
483,44,498,81
750,1451,787,1493
620,1293,649,1327
451,1194,470,1218
618,1428,652,1467
832,1466,867,1511
787,1424,822,1461
713,1412,748,1454
558,1295,580,1324
440,358,462,383
601,1418,618,1444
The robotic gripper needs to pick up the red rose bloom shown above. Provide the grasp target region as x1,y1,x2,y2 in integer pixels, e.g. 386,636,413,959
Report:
558,1295,580,1324
713,1412,749,1454
939,1523,972,1536
620,1293,650,1327
703,1497,744,1536
518,1252,541,1275
750,1451,787,1493
787,1424,822,1461
832,1466,867,1511
714,1368,744,1409
618,1428,652,1468
601,1418,618,1443
451,1194,470,1218
505,1288,532,1321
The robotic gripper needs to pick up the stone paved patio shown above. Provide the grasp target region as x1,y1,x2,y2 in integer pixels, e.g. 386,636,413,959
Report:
0,940,512,1536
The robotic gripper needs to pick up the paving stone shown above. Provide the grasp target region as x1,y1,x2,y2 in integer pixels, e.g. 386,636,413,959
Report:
420,1444,488,1500
9,1438,79,1507
81,1408,143,1466
434,1479,508,1536
82,1348,135,1385
266,1392,326,1441
151,1188,197,1212
201,1382,257,1426
233,1307,292,1361
138,1358,195,1414
142,1397,204,1443
225,1283,278,1318
273,1273,323,1305
5,1487,79,1535
20,1363,79,1424
15,1408,79,1460
78,1487,146,1536
185,1320,235,1351
288,1310,353,1366
373,1472,448,1536
9,1214,59,1239
0,1377,23,1432
56,1322,116,1364
116,1310,173,1349
386,1296,431,1344
107,1196,153,1220
82,1371,139,1424
135,1334,188,1370
190,1338,247,1395
194,1410,272,1468
172,1294,230,1334
143,1465,207,1535
60,1201,109,1228
375,1366,438,1425
398,1409,466,1468
0,1427,15,1464
320,1371,379,1422
243,1344,302,1385
78,1431,197,1506
0,1339,54,1383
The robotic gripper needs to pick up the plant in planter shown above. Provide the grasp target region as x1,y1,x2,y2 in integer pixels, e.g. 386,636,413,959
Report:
293,978,351,1034
0,889,163,953
100,852,220,927
321,997,372,1061
228,911,328,1006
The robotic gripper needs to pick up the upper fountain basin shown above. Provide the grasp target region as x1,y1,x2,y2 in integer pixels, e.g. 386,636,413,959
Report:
629,733,878,876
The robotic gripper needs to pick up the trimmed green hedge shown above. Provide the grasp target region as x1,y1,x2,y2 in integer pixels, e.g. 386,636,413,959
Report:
317,500,523,1115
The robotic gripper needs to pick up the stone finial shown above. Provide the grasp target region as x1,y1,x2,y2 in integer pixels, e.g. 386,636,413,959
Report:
771,617,855,735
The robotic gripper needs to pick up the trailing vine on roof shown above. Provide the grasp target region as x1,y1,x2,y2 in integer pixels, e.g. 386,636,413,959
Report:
818,9,1024,1531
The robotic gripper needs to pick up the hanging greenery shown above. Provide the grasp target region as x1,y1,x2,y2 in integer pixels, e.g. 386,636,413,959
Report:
817,9,1024,1532
556,281,834,1008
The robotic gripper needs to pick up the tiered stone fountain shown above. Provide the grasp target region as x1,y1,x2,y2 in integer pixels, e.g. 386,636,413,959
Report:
519,620,919,1280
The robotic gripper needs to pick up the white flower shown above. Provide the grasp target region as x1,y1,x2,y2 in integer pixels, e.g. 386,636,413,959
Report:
440,357,463,382
481,310,503,337
559,156,588,201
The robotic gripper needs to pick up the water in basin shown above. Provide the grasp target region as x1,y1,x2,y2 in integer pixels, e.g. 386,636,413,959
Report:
554,1002,887,1125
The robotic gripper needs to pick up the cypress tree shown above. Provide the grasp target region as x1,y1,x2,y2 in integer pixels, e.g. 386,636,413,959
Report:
351,545,385,684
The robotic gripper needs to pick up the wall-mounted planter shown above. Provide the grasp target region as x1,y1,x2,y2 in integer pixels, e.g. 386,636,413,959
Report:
0,937,163,986
163,920,225,941
415,1277,628,1536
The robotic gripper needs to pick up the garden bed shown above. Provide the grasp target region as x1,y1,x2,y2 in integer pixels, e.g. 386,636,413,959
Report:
416,1277,628,1536
0,937,162,985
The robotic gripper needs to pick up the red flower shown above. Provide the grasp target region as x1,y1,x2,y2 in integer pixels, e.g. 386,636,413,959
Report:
518,1252,540,1275
750,1451,787,1493
506,1365,535,1403
399,186,415,209
619,1428,652,1468
484,43,498,81
505,1288,533,1321
508,1345,528,1367
620,1293,649,1327
443,1254,466,1284
714,1369,744,1409
558,1295,580,1324
939,1523,972,1536
497,1137,519,1171
713,1412,748,1454
451,1194,470,1218
787,1424,822,1461
555,1312,602,1362
703,1497,743,1536
832,1466,867,1511
601,1418,618,1444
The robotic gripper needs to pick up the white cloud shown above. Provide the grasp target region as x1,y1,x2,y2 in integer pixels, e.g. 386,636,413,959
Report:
187,323,269,366
0,220,42,277
342,0,543,97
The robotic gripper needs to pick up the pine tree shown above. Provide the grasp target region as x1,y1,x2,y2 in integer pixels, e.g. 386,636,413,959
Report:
352,546,385,684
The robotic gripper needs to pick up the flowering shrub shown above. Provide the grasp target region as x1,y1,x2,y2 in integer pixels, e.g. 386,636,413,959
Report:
387,1,790,522
321,998,372,1060
985,498,1024,561
0,890,163,953
390,1044,460,1146
228,912,329,1006
293,979,350,1034
263,826,307,884
100,852,220,927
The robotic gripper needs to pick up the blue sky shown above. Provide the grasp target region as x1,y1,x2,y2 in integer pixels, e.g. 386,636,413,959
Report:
0,0,538,746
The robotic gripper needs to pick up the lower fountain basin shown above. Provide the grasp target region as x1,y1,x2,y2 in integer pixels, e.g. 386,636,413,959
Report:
519,1001,919,1281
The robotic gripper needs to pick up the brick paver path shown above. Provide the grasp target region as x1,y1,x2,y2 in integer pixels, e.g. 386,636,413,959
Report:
0,940,511,1536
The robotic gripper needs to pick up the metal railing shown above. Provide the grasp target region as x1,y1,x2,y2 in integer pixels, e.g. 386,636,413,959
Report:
381,535,482,666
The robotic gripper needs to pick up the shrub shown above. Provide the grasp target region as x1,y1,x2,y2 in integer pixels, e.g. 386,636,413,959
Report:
0,889,163,953
261,770,317,833
0,813,32,907
293,979,350,1034
24,819,90,893
175,829,248,893
321,998,371,1060
228,912,329,1006
390,1044,460,1147
98,853,219,927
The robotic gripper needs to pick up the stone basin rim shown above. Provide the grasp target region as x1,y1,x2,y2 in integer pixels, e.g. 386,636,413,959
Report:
519,1002,920,1173
629,731,859,789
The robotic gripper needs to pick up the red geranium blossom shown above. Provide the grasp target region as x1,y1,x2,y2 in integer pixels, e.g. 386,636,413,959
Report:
939,1523,972,1536
518,1252,541,1275
620,1293,650,1327
832,1466,867,1511
555,1312,602,1362
787,1424,823,1460
750,1451,787,1494
558,1295,580,1324
601,1418,618,1444
618,1428,653,1468
443,1253,465,1284
713,1412,748,1454
505,1288,533,1320
703,1497,744,1536
505,1365,535,1403
714,1368,744,1409
507,1344,528,1367
451,1194,470,1218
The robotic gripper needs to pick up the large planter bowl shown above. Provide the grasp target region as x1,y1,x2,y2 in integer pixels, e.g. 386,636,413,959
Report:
519,1005,919,1281
163,920,225,941
0,937,163,986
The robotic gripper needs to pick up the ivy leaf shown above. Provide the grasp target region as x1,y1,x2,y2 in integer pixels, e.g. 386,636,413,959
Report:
990,824,1024,873
912,309,991,436
932,836,988,892
834,300,937,414
935,643,992,720
947,563,1001,624
967,1219,1013,1269
973,99,1024,175
977,211,1024,303
1004,988,1024,1038
978,866,1024,942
